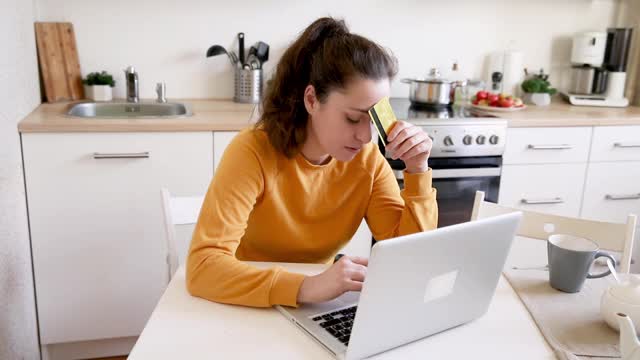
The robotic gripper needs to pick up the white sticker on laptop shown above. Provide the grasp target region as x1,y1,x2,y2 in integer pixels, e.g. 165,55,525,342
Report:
423,270,459,303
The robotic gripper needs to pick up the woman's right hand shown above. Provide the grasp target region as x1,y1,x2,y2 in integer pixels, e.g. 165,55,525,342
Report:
297,256,368,304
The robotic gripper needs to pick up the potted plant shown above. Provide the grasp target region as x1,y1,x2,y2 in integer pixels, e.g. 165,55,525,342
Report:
521,69,557,106
83,71,115,101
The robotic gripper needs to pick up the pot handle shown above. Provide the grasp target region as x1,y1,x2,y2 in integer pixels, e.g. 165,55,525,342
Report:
401,78,413,84
449,80,468,102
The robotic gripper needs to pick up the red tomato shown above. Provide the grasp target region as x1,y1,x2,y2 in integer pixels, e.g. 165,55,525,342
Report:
487,93,499,103
499,98,514,108
489,100,499,107
476,91,489,100
472,99,479,105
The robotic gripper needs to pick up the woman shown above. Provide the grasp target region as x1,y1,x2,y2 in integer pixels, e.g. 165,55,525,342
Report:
187,17,438,308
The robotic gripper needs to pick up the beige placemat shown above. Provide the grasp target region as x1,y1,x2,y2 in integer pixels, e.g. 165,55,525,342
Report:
503,266,620,359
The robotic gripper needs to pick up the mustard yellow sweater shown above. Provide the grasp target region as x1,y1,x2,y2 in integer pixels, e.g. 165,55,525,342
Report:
186,128,438,308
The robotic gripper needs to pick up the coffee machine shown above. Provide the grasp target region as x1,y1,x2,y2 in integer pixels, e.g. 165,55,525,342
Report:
564,28,634,107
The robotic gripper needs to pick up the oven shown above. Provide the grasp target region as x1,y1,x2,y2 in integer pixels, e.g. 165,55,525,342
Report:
391,156,502,228
385,98,508,228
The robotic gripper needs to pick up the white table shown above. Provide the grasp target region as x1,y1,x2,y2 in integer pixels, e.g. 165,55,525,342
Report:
129,237,556,359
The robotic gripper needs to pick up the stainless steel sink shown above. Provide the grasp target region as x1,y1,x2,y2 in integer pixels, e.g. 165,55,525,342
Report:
67,102,193,118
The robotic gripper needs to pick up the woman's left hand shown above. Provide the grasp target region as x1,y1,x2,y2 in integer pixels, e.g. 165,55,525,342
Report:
385,121,432,173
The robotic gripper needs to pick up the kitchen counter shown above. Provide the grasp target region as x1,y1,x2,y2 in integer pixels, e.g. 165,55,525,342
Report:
17,98,640,133
17,99,256,132
492,98,640,127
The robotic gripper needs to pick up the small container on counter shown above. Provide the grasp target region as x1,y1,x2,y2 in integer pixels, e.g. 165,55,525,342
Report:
466,79,486,97
234,68,262,104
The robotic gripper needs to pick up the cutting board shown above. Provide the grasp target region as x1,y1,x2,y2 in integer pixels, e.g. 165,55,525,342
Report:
35,22,85,102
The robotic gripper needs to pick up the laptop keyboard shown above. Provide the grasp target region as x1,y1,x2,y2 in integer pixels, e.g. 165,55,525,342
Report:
311,305,357,346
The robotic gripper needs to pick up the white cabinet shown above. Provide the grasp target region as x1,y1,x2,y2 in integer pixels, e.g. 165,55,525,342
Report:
581,162,640,223
22,132,213,346
499,125,640,271
503,127,592,165
500,127,591,217
581,161,640,271
499,163,587,217
590,126,640,162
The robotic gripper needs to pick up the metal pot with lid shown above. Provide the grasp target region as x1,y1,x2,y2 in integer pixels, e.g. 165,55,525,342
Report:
402,68,465,106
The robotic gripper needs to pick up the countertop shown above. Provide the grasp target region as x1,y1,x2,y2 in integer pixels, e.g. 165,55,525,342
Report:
17,98,640,133
17,99,257,133
490,99,640,127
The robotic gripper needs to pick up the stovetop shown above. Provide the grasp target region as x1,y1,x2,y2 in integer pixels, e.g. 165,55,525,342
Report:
387,98,507,158
389,98,506,125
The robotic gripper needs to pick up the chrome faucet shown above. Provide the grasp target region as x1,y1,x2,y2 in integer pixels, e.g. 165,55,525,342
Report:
124,66,139,103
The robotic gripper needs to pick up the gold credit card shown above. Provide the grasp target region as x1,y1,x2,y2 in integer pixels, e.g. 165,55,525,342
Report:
368,96,397,146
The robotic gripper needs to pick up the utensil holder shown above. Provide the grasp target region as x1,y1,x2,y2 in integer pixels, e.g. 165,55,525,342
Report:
234,68,262,104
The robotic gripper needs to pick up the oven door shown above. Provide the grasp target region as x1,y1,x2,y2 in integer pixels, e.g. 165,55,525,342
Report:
393,157,502,228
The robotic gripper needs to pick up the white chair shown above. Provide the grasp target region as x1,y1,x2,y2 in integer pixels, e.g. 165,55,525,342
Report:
160,188,205,281
470,191,637,273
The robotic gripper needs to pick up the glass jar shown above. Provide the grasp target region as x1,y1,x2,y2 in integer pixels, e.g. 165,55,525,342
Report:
467,79,486,96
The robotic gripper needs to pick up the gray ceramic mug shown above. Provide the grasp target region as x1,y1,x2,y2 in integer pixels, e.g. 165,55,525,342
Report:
547,234,616,293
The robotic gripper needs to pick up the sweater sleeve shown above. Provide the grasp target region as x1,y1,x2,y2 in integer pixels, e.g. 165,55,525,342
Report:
365,154,438,240
186,132,305,308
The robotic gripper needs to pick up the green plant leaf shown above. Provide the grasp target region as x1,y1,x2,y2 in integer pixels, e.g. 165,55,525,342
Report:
83,71,115,87
521,77,555,94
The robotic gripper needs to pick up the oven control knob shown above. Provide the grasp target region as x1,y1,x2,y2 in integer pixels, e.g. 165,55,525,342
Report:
463,135,473,145
489,135,499,145
476,135,486,145
443,136,454,146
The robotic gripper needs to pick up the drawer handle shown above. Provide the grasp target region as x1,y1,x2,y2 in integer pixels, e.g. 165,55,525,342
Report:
93,152,150,159
527,144,573,150
605,193,640,201
521,197,565,205
613,142,640,148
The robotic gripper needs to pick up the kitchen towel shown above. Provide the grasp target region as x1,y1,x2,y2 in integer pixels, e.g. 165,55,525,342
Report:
503,264,620,359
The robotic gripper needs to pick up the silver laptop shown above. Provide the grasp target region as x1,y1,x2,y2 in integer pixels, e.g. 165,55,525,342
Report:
276,212,522,360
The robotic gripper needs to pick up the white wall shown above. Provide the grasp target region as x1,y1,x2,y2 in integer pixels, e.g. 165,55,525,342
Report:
0,0,42,358
35,0,619,100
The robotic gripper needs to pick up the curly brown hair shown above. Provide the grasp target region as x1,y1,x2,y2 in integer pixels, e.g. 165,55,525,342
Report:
255,17,398,158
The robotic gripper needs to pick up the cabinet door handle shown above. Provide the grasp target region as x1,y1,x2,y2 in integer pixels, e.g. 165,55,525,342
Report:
93,152,150,159
521,197,565,205
605,193,640,201
527,144,573,150
613,142,640,148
